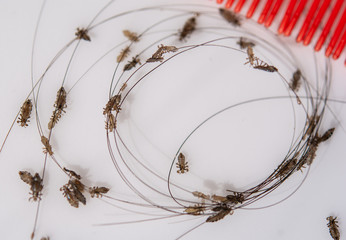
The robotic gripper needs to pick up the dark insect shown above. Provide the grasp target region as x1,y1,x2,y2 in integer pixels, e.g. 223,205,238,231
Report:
117,46,130,63
146,45,178,63
244,46,257,66
17,99,33,127
176,152,189,174
75,28,91,41
206,207,233,223
179,15,198,41
276,158,297,179
184,204,206,215
63,167,81,180
219,8,241,27
60,185,79,208
289,69,302,91
60,179,86,208
103,95,122,115
41,136,53,155
123,56,141,71
318,128,335,143
123,30,140,42
237,37,255,49
89,186,110,198
326,216,340,240
48,87,67,129
253,63,278,72
19,171,44,201
226,192,244,204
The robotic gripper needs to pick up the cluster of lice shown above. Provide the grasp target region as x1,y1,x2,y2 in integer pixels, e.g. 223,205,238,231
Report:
326,216,340,240
60,169,86,208
176,152,189,174
48,87,67,130
146,44,178,63
103,94,122,132
17,99,33,127
19,171,43,201
75,28,91,41
219,8,241,27
179,14,198,41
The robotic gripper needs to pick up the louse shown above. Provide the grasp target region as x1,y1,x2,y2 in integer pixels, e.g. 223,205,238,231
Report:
184,204,206,215
192,191,210,200
75,28,91,41
179,15,198,41
219,8,241,27
89,186,110,198
226,192,245,204
123,30,140,42
253,62,278,72
244,46,257,66
206,207,233,223
17,99,33,127
60,179,86,207
117,46,131,63
60,185,79,208
123,56,141,71
276,158,297,179
41,136,53,155
326,216,340,240
176,152,189,174
318,128,335,143
105,113,117,132
19,171,44,201
146,44,178,62
237,37,255,49
48,87,67,130
63,167,81,180
289,69,302,92
40,237,50,240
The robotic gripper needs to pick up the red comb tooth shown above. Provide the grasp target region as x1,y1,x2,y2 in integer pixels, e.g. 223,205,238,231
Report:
315,0,344,52
247,0,260,18
333,29,346,60
278,0,297,34
284,0,308,36
325,8,346,57
303,0,332,46
258,0,274,24
235,0,246,13
265,0,284,27
217,0,224,4
225,0,235,9
297,0,321,43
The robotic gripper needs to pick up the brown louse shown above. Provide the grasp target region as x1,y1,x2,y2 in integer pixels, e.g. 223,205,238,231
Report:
17,99,33,127
176,152,189,174
123,30,140,42
48,87,67,129
89,186,110,198
123,56,141,71
237,37,255,49
146,45,178,63
41,136,53,155
184,204,206,215
63,167,81,180
179,15,198,41
60,185,79,208
276,158,297,179
19,171,44,201
219,8,241,27
206,207,233,223
75,28,91,41
117,46,130,63
326,216,340,240
289,69,302,92
103,95,122,115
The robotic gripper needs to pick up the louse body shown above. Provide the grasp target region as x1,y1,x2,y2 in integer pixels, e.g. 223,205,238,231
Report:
326,216,340,240
179,16,197,41
41,136,53,155
60,185,79,208
19,171,43,201
123,56,141,71
63,167,81,180
146,45,178,62
290,69,302,91
123,30,140,42
219,8,241,27
253,64,278,72
117,46,130,63
277,158,297,179
17,99,33,127
75,28,91,41
206,207,233,223
176,152,189,174
48,87,67,129
103,95,122,115
69,179,86,205
245,46,256,66
237,37,255,49
89,186,110,198
318,128,335,143
184,204,206,215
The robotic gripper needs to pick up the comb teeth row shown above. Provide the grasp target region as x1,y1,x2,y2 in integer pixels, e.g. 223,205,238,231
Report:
217,0,346,65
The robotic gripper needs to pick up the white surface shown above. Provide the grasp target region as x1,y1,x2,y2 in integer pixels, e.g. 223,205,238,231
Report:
0,1,346,240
